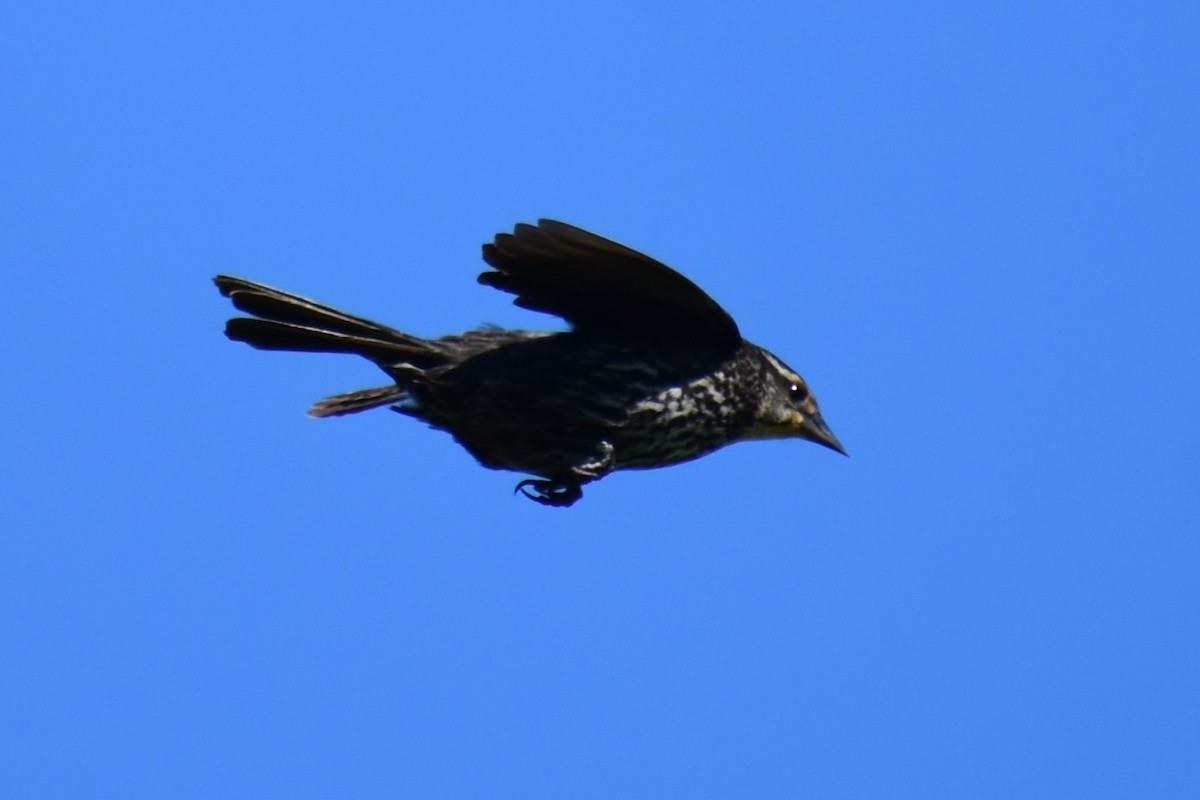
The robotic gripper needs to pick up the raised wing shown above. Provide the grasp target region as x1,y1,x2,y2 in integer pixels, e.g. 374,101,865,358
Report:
479,220,741,350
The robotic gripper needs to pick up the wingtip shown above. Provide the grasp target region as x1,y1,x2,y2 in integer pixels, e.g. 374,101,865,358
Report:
213,274,235,297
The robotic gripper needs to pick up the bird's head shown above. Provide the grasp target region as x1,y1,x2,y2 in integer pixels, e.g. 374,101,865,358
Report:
744,348,846,455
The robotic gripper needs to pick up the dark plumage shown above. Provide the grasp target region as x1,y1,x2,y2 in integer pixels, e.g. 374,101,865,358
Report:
215,219,843,506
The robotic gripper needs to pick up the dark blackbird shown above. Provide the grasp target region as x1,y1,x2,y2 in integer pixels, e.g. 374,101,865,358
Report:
215,219,844,506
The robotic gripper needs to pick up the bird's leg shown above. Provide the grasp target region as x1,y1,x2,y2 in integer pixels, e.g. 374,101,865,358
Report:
514,442,615,507
571,441,615,479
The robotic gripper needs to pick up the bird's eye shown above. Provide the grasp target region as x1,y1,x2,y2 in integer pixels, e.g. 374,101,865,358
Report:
789,382,809,402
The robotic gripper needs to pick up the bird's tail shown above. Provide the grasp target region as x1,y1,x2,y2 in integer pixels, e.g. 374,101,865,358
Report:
215,275,441,360
215,275,448,416
306,384,407,417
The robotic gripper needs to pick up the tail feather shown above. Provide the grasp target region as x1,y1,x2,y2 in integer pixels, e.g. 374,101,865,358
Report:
224,318,425,360
215,275,444,367
216,275,408,341
308,385,407,417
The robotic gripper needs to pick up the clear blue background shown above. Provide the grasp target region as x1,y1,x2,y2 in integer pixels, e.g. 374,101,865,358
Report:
4,2,1198,797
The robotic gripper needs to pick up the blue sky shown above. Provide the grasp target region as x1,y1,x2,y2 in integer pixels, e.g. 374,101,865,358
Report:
3,1,1198,797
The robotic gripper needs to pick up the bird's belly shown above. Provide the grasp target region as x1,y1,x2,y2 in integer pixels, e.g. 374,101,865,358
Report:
414,340,750,476
610,382,747,469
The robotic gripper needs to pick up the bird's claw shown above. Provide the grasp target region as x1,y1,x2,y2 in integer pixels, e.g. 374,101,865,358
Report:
515,478,583,507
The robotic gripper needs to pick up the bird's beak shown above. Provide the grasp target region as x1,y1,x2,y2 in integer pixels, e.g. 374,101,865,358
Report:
800,413,847,456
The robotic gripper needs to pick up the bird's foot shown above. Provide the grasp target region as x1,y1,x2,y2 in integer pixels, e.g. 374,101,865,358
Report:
515,478,583,507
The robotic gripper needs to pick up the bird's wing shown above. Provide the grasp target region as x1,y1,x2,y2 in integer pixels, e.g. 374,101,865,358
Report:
479,219,741,349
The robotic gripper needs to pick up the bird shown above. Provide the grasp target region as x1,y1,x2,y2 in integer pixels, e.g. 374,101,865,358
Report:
214,219,844,506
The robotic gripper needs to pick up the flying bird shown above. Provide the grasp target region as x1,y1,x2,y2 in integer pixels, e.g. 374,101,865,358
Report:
215,220,844,506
